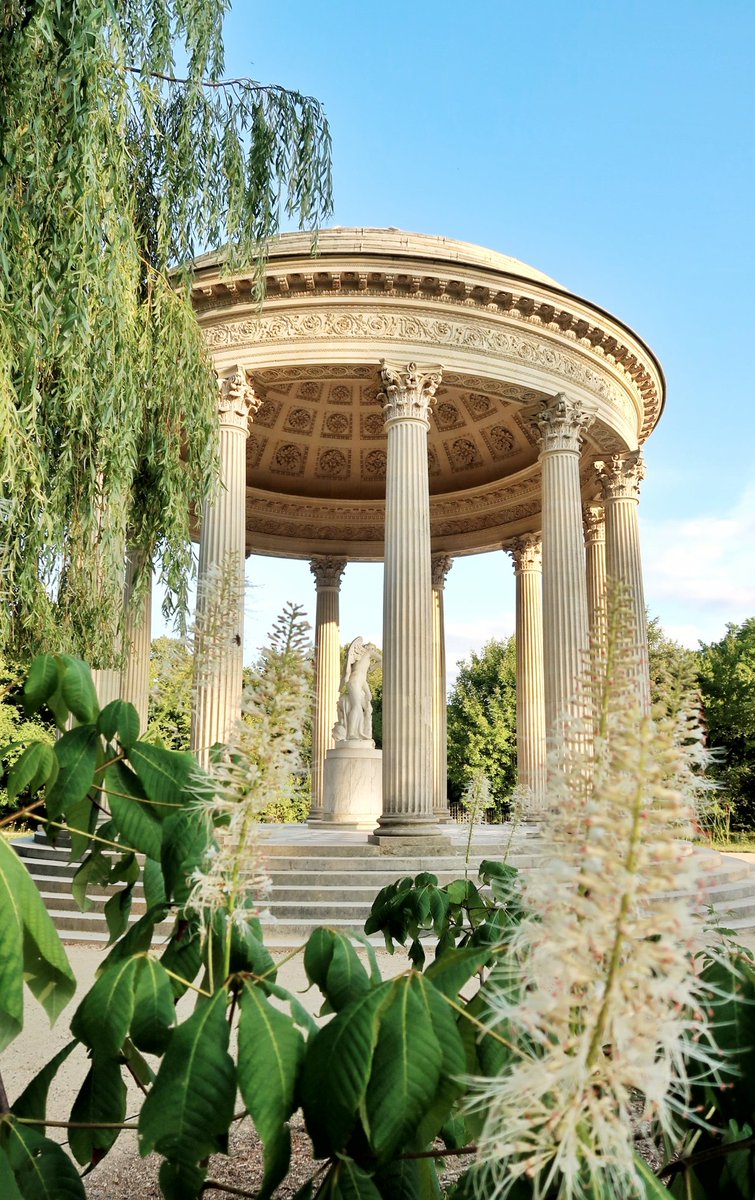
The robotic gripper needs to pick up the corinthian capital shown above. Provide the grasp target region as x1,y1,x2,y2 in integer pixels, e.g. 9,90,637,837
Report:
218,366,260,432
594,450,646,502
431,554,453,589
531,392,595,453
507,533,542,574
310,556,347,590
379,360,442,425
582,500,606,544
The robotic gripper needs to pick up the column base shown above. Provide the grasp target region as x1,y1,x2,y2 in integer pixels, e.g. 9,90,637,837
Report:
369,813,452,853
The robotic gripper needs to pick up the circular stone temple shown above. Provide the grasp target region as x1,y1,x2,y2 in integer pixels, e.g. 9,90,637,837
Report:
121,228,665,843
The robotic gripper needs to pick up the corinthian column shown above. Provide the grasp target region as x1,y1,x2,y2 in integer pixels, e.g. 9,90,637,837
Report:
508,535,546,812
431,554,453,820
532,393,595,740
594,451,651,712
191,367,258,762
121,549,152,732
375,361,444,841
309,556,347,822
583,500,607,642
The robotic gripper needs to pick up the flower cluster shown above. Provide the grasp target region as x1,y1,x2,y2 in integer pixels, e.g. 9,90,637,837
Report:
468,596,722,1200
187,573,312,940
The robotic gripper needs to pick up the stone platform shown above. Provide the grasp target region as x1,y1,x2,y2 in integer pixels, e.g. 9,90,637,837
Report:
13,825,755,949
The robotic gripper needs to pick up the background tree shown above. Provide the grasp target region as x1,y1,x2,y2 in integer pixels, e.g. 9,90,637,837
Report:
698,618,755,828
0,654,54,819
146,637,194,750
446,636,517,816
0,1,332,664
647,615,700,716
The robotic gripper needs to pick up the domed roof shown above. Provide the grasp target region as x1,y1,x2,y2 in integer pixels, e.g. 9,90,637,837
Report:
193,227,563,289
191,227,664,561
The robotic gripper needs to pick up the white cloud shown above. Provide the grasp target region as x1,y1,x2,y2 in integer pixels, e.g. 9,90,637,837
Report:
642,478,755,645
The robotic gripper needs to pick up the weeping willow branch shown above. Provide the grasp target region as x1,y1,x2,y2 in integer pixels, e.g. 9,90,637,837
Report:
0,0,333,665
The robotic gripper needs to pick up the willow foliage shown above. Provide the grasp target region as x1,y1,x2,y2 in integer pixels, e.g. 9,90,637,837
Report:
0,1,333,665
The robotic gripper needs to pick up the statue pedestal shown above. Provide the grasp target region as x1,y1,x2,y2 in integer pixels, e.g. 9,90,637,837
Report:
322,743,382,828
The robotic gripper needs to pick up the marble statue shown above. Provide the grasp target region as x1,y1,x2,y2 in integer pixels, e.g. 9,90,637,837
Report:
333,636,378,743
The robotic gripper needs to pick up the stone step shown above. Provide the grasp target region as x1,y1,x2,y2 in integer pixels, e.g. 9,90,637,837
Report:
14,833,755,947
261,855,539,874
32,875,146,898
37,891,152,916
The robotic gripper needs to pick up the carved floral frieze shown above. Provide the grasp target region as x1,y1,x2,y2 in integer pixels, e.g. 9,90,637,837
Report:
204,309,641,431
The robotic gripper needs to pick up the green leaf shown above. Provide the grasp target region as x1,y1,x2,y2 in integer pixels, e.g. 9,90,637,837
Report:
424,945,492,998
143,856,167,910
104,886,134,943
262,979,318,1036
0,1148,23,1200
698,955,755,1118
159,1160,207,1200
46,726,98,822
3,1123,86,1199
66,791,99,860
98,904,170,973
634,1155,675,1197
129,958,175,1054
0,846,24,1049
71,956,140,1057
98,700,140,750
6,742,56,803
139,989,236,1165
161,807,210,906
72,850,112,914
329,1159,383,1200
68,1056,127,1167
12,1041,77,1128
0,838,76,1049
127,741,198,810
374,1157,442,1200
304,928,371,1013
301,982,390,1157
23,656,60,715
412,974,467,1150
363,973,444,1162
160,924,202,998
238,982,305,1198
122,1037,156,1089
105,760,163,859
58,656,99,724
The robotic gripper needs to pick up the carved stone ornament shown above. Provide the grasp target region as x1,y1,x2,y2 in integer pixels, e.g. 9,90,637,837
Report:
378,360,443,425
583,500,606,543
531,392,595,454
218,366,260,431
310,556,347,589
507,533,542,573
202,310,639,428
594,450,646,501
431,554,454,588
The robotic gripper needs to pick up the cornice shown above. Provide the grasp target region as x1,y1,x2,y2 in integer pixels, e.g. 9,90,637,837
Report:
195,280,660,445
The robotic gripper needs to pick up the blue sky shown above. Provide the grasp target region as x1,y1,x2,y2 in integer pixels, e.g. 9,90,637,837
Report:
158,1,755,675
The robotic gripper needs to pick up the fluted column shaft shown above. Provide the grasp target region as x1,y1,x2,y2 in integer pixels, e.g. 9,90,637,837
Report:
595,451,651,712
191,369,257,762
533,394,595,740
121,549,152,732
378,362,442,834
309,557,346,821
583,501,607,642
508,536,546,811
431,555,453,820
